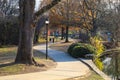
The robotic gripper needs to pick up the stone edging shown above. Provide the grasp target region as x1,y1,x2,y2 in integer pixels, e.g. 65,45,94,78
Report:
78,58,111,80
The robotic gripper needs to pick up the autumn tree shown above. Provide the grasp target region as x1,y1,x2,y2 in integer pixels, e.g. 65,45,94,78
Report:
15,0,61,65
49,0,82,42
77,0,103,36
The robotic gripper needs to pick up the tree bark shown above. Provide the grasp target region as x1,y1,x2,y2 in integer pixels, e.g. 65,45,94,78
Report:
34,30,39,44
15,0,35,64
34,0,61,17
65,0,69,42
15,0,61,65
61,27,64,40
65,26,69,42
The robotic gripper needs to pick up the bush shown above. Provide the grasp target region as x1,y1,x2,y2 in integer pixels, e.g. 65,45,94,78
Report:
90,36,105,57
71,46,88,58
0,16,19,45
67,43,96,58
94,58,104,70
90,36,105,70
67,43,82,55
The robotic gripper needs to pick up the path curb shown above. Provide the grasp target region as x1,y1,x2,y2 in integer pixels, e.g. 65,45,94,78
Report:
79,58,111,80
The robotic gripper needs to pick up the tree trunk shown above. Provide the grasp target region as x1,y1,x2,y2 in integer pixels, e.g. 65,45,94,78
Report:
34,30,39,44
61,27,64,40
91,19,97,36
65,0,69,42
15,0,35,64
15,0,61,65
65,25,69,42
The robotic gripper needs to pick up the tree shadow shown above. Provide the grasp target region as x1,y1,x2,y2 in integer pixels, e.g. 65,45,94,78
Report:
0,62,15,68
0,62,45,68
62,41,72,43
40,49,78,62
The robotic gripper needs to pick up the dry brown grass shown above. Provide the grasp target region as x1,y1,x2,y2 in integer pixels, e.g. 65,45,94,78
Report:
64,71,104,80
0,46,56,76
50,41,73,53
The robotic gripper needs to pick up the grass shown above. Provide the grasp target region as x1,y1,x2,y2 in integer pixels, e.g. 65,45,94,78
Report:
64,71,104,80
50,41,73,53
38,38,46,44
0,63,27,75
0,46,56,76
50,41,104,80
0,46,17,63
38,37,62,44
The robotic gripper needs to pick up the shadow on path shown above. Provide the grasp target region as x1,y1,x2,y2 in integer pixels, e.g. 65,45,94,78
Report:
36,48,78,62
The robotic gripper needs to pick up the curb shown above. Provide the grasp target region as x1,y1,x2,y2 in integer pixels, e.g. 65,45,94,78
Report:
78,58,111,80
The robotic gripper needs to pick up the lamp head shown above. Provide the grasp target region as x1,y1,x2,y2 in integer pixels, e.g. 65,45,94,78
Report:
45,20,49,24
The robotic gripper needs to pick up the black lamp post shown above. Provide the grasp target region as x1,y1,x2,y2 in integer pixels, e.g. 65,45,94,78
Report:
45,19,49,60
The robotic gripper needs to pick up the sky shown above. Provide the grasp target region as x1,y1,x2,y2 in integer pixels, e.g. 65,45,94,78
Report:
35,0,42,11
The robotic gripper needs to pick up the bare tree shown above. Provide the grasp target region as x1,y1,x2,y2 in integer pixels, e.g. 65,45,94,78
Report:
0,0,19,16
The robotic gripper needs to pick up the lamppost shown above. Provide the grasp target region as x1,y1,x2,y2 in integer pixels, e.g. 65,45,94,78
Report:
45,19,49,60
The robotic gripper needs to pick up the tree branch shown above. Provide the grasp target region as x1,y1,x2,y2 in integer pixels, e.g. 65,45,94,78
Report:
34,0,61,17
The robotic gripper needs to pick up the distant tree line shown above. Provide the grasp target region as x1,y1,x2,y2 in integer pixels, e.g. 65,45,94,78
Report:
0,16,19,46
0,0,19,46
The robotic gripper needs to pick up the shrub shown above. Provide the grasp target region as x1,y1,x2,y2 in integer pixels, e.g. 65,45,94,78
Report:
0,16,19,45
94,58,104,70
71,46,89,58
90,36,105,57
67,43,82,55
68,43,96,58
84,44,96,54
90,36,105,70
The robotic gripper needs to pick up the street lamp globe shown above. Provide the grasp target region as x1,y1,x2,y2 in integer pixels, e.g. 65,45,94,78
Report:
45,20,49,25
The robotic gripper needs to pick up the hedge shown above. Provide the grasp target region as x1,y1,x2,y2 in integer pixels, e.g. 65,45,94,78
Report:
67,43,96,58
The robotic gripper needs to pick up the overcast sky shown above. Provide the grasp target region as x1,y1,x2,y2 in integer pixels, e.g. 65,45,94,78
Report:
35,0,42,11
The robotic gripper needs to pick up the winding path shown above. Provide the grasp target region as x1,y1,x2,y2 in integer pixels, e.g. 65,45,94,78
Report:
0,44,90,80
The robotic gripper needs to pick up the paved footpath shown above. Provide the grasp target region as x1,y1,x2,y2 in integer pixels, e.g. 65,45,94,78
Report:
0,44,90,80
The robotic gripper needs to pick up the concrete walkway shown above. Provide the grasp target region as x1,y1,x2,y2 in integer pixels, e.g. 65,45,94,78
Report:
0,44,90,80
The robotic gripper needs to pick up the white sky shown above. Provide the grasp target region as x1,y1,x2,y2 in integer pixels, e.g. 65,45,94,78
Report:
35,0,42,11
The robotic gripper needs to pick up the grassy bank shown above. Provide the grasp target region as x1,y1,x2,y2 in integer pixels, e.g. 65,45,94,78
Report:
64,71,104,80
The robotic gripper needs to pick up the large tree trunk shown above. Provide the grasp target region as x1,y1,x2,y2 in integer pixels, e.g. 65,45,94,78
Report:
15,0,61,65
15,0,35,64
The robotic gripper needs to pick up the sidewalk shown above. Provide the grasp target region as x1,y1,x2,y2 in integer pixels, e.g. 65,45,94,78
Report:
0,44,90,80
